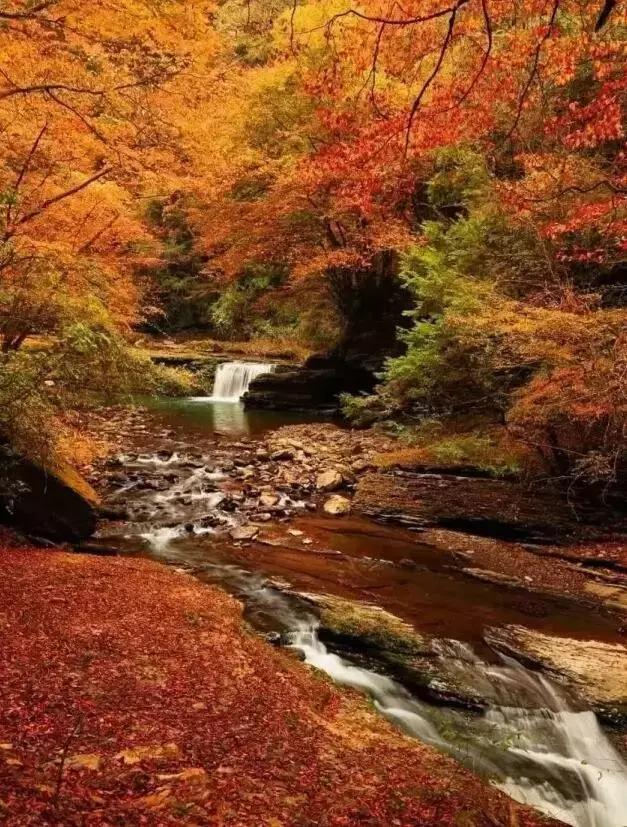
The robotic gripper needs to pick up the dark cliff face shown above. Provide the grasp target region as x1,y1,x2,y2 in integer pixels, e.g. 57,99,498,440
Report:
245,253,410,412
0,448,97,541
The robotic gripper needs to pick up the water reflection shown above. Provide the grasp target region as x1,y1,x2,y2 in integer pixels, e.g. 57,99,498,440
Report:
140,396,332,440
206,400,249,436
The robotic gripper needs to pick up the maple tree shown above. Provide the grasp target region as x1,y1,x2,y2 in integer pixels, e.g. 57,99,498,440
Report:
0,0,623,483
0,0,216,458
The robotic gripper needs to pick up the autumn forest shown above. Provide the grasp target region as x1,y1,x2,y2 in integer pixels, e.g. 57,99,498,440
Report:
0,1,626,825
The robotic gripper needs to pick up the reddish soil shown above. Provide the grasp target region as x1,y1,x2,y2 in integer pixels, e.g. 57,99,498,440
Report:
0,539,560,826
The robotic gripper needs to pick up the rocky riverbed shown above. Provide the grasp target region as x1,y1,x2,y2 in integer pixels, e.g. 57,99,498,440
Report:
87,409,627,601
83,407,627,726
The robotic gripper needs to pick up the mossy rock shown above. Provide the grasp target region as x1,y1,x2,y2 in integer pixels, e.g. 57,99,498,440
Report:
301,592,431,656
0,449,98,541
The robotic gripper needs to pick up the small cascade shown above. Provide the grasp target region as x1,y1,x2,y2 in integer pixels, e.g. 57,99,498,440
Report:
288,627,627,827
211,361,275,402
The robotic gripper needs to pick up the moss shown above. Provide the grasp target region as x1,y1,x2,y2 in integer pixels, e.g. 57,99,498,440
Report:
312,594,429,657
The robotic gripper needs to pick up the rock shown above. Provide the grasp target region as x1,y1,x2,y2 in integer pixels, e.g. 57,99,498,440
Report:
198,514,226,528
316,469,344,492
354,470,608,541
230,525,259,541
323,495,351,516
243,280,408,411
486,625,627,725
463,568,523,587
261,632,282,646
270,449,294,461
351,458,373,474
259,492,280,508
0,450,98,541
96,505,129,521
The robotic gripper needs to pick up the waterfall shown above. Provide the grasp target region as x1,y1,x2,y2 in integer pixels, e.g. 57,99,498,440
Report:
211,361,275,402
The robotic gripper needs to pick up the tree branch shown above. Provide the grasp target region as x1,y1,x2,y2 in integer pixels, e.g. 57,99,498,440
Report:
505,0,560,141
404,0,469,156
6,122,47,229
0,1,55,20
15,167,111,230
0,83,106,102
595,0,616,31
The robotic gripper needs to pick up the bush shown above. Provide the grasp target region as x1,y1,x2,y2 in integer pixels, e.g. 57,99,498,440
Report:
349,148,626,490
0,324,200,467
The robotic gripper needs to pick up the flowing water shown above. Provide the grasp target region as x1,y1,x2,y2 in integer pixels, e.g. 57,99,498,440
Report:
94,400,627,827
208,360,275,402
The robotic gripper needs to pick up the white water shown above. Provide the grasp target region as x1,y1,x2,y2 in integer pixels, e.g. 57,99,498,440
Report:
290,625,627,827
210,361,275,402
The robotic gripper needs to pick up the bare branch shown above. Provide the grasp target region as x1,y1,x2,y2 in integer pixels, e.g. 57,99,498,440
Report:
77,212,120,254
404,0,469,156
45,90,106,141
595,0,616,30
289,0,298,53
0,83,106,102
15,167,111,230
505,0,560,141
0,1,55,20
317,2,462,30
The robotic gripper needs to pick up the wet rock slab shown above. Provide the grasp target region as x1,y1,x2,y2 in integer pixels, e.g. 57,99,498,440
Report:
354,470,612,541
296,592,511,711
486,625,627,726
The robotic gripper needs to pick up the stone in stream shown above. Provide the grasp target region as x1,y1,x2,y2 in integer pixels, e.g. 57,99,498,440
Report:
259,492,280,508
294,592,489,710
230,525,259,541
316,469,344,492
323,495,351,516
270,449,294,461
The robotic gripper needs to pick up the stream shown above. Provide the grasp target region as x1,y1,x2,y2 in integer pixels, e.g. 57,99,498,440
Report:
92,361,627,827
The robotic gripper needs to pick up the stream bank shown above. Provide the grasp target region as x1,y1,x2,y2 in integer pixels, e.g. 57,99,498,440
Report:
4,540,559,826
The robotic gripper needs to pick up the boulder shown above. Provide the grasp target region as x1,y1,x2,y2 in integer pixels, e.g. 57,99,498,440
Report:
323,495,351,516
244,255,411,412
259,492,280,509
315,469,343,492
0,449,99,541
270,449,294,461
296,592,498,710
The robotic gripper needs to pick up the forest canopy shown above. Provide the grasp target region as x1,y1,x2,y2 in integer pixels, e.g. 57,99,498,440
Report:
0,0,624,486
